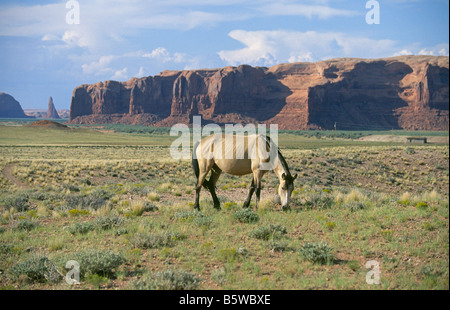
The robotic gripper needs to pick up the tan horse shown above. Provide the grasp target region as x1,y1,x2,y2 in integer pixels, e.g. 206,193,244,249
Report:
192,133,297,210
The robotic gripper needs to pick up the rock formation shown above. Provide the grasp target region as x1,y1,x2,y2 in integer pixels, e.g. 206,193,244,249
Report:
46,97,61,119
0,92,31,118
24,109,70,119
69,56,449,130
26,120,68,129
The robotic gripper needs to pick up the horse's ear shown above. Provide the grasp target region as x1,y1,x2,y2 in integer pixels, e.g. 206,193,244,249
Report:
282,173,286,180
293,174,298,180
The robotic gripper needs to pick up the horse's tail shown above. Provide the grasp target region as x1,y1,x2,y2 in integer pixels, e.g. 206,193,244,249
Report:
192,140,200,180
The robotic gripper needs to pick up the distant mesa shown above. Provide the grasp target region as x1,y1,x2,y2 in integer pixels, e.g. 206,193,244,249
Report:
68,55,449,131
0,92,32,118
46,96,61,119
24,109,70,119
26,120,69,129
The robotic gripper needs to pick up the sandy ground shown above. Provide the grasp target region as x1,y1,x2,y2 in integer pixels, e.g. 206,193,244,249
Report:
2,162,30,189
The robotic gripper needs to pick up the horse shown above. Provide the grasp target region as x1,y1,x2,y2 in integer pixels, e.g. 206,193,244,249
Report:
191,133,297,210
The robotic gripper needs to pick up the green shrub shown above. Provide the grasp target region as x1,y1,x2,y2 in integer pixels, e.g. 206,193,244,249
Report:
15,220,39,231
68,209,90,217
380,229,394,241
95,216,124,230
0,244,14,255
131,231,185,249
174,210,213,228
344,201,367,212
71,250,124,279
422,222,435,231
28,190,49,201
233,209,259,223
299,242,334,265
132,268,199,290
217,248,239,263
85,274,109,288
65,190,111,211
223,201,238,210
193,215,213,229
416,201,428,210
397,199,411,206
9,255,62,283
405,147,416,155
174,210,205,222
63,184,80,192
211,268,227,285
325,221,336,231
67,222,96,235
295,192,334,210
347,260,360,272
143,202,158,212
4,193,30,212
114,228,129,236
267,240,291,252
249,224,287,240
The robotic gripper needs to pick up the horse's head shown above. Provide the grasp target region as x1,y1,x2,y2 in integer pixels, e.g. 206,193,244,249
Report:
278,173,297,209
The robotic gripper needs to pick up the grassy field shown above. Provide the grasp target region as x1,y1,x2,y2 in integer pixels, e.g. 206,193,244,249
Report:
0,123,448,290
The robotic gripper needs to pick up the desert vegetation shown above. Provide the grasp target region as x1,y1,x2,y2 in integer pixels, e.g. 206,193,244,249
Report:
0,123,448,290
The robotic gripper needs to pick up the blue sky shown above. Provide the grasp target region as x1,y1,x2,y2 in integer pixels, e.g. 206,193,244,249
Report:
0,0,448,110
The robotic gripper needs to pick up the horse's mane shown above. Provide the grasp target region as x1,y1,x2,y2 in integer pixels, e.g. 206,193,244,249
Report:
277,149,292,178
263,135,292,179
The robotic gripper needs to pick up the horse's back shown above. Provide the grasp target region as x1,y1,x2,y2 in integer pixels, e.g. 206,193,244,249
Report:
195,133,270,176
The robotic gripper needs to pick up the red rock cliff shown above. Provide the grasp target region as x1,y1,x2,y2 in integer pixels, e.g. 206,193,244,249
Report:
69,56,449,130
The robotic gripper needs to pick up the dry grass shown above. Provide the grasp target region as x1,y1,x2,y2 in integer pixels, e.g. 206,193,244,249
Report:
0,128,448,290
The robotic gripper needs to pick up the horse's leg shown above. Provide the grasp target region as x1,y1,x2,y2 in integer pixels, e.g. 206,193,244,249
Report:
255,187,261,210
194,159,213,211
194,179,204,211
208,164,222,210
253,170,263,210
243,178,255,208
253,169,267,210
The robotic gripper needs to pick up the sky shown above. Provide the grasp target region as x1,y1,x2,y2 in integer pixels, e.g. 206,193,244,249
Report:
0,0,448,110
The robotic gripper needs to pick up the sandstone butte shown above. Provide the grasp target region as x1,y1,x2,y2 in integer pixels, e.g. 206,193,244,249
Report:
0,92,30,118
68,55,449,131
46,96,61,119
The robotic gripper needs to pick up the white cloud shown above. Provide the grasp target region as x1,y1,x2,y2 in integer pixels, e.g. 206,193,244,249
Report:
0,3,67,37
142,47,171,59
61,30,90,48
259,2,358,19
0,0,359,53
288,52,314,63
218,30,399,66
142,47,189,64
393,49,413,56
393,43,449,57
42,34,60,41
112,67,128,80
438,48,449,56
418,44,450,56
419,48,434,56
0,1,245,53
81,55,116,76
79,47,201,81
136,66,145,78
